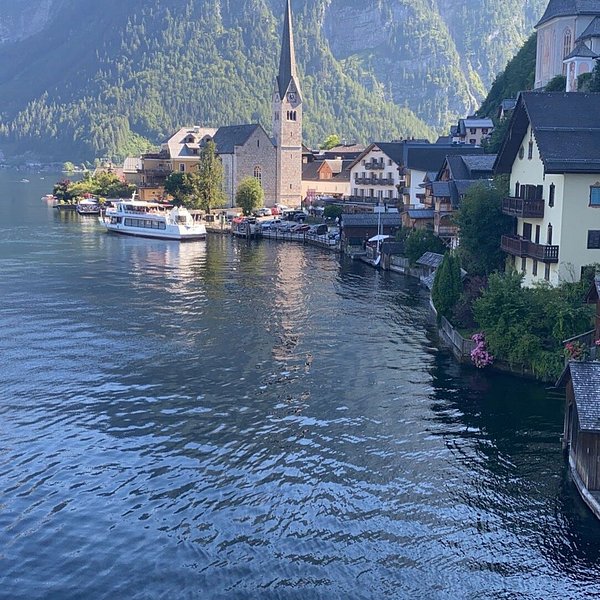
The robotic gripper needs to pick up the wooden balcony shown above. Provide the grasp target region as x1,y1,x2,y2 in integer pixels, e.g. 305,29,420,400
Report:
502,196,545,219
365,161,385,170
436,225,457,237
501,235,559,263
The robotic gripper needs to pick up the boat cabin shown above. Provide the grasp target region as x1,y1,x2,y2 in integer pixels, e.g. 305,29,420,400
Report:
559,361,600,518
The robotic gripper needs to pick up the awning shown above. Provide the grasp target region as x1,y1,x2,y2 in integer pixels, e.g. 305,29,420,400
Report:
368,234,391,242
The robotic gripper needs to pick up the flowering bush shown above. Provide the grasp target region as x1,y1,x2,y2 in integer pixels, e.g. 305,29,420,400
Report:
595,339,600,347
471,333,494,369
564,341,587,361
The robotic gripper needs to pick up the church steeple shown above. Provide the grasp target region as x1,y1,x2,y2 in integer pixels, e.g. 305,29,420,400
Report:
276,0,300,100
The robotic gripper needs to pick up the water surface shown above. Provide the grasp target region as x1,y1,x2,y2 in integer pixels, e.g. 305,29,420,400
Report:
1,169,600,599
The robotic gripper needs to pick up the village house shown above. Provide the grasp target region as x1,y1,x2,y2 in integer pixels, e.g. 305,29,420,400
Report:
421,154,496,247
129,0,302,208
535,0,600,90
495,91,600,286
450,117,494,146
559,360,600,520
301,157,352,202
340,212,401,256
348,141,484,210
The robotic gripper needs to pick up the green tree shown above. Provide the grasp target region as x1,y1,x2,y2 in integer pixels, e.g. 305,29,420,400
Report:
320,134,341,150
236,177,264,216
454,178,512,276
432,253,462,319
545,74,566,91
404,229,446,265
323,204,343,220
164,171,199,207
196,140,226,213
63,161,76,173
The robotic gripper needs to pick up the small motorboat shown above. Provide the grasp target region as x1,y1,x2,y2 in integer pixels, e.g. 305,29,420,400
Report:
76,198,101,215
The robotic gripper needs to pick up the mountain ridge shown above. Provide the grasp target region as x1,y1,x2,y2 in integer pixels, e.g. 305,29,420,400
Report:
0,0,548,161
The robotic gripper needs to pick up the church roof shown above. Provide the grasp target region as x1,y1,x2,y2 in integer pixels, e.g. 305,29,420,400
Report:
578,16,600,40
564,40,599,59
495,92,600,174
212,124,271,154
536,0,600,28
277,0,300,99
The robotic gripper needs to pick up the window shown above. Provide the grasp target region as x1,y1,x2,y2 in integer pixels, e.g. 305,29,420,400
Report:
547,223,553,245
535,225,540,244
545,263,551,281
533,259,538,276
257,139,260,148
549,183,555,207
521,257,527,273
590,185,600,206
563,28,572,59
179,163,185,172
388,159,392,166
254,166,262,186
470,128,476,134
588,230,600,249
469,139,476,145
528,140,533,160
519,146,525,160
515,181,520,197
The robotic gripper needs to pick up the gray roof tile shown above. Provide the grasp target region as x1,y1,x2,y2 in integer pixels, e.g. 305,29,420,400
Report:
536,0,600,28
567,361,600,431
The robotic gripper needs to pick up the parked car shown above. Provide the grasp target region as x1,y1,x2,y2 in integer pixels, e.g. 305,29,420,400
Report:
283,210,307,223
310,224,328,236
291,223,310,233
254,207,272,217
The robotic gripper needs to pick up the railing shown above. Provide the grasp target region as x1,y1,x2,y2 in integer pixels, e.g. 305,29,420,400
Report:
502,196,545,219
355,177,395,185
501,235,559,263
142,168,172,177
436,225,457,236
563,329,598,364
365,161,385,170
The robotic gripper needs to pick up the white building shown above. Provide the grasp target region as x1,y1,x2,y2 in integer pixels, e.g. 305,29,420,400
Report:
495,91,600,286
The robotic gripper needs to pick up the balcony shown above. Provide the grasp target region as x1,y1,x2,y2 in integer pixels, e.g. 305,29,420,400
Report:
365,161,385,170
355,177,395,186
502,196,545,219
501,235,559,263
436,225,457,237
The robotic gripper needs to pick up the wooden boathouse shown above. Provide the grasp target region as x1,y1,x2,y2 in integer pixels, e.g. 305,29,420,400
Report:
559,361,600,519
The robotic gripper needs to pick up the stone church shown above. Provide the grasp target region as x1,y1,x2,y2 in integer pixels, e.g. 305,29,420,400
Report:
136,0,303,208
535,0,600,91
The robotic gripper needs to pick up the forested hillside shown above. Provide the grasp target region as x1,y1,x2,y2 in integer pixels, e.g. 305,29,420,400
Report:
0,0,547,161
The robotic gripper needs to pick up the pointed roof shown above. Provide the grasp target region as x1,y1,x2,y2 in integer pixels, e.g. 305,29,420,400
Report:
277,0,299,99
578,16,600,40
536,0,600,28
494,92,600,174
212,124,273,154
565,40,599,59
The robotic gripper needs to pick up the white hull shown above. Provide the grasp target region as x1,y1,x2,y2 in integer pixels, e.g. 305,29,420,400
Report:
99,201,207,241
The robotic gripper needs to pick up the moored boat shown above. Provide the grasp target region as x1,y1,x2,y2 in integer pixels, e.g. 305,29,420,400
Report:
99,200,207,240
76,198,101,215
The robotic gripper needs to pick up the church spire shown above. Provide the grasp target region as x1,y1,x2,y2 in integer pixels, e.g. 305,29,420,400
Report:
277,0,299,99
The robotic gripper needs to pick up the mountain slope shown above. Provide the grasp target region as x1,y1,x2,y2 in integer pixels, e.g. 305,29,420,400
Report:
0,0,547,161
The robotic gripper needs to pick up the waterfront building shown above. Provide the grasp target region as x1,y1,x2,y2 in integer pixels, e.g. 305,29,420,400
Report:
422,154,496,248
535,0,600,90
348,141,483,209
133,0,302,208
340,212,401,256
559,360,600,520
495,91,600,286
302,157,351,202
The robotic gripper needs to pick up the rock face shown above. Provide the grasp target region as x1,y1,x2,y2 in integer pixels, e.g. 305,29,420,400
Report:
0,0,58,45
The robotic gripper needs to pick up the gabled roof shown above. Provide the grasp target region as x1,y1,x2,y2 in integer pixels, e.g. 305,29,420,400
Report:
407,209,435,219
557,362,600,432
578,16,600,40
166,126,218,159
341,213,401,227
536,0,600,28
416,252,444,268
404,145,484,173
564,40,599,59
494,92,600,174
212,124,272,154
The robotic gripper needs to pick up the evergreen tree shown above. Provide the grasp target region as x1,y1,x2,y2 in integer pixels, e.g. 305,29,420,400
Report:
197,141,226,213
432,253,462,319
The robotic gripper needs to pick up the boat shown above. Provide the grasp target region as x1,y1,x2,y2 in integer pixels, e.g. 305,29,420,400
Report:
19,178,30,183
99,200,207,240
76,198,101,215
231,217,259,238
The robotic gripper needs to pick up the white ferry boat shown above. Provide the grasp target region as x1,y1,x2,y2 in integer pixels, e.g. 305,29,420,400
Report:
99,200,207,240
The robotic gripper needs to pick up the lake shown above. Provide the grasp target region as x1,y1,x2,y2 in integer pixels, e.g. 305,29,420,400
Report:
1,169,600,599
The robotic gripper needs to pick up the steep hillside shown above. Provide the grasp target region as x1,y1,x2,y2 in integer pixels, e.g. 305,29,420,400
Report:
0,0,547,161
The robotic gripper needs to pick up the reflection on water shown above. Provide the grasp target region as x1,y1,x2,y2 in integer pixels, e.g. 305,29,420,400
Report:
1,169,600,599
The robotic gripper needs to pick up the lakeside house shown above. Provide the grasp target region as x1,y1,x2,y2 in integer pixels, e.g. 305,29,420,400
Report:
301,156,352,201
495,91,600,286
340,212,401,256
420,154,496,247
559,360,600,519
